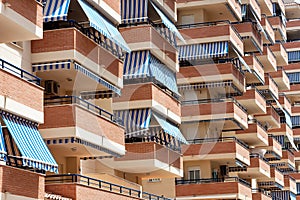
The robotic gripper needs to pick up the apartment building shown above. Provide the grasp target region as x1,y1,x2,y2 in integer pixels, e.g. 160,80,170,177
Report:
1,0,300,199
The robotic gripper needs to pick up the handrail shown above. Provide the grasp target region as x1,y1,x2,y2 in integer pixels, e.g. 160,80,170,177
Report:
46,174,171,200
181,97,247,113
0,58,41,85
175,177,251,187
187,137,249,149
177,20,231,29
252,188,272,197
250,153,269,163
44,96,120,124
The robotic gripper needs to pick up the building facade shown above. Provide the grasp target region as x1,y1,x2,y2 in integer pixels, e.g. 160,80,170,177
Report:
0,0,300,199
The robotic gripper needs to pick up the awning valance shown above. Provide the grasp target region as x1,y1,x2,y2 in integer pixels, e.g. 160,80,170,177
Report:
115,109,188,144
124,51,179,95
1,111,58,173
32,61,121,95
179,41,229,61
43,0,71,22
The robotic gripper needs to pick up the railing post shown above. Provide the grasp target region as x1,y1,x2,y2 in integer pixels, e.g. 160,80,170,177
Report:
120,186,122,194
99,180,102,188
110,184,112,191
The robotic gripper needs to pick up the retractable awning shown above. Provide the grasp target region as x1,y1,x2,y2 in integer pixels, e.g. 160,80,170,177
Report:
32,60,121,95
124,51,179,95
115,109,188,144
288,51,300,62
287,72,300,83
43,0,71,22
1,112,58,173
43,0,130,52
179,41,229,61
0,127,6,161
121,0,148,23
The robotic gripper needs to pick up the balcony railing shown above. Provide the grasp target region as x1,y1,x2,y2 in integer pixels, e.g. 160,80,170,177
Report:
44,20,124,59
44,96,120,124
187,137,249,150
0,58,41,85
252,188,272,197
46,174,171,200
175,177,251,188
250,153,270,163
181,98,247,113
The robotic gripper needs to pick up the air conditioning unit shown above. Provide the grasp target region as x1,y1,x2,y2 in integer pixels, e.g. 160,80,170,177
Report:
45,80,59,95
148,178,161,183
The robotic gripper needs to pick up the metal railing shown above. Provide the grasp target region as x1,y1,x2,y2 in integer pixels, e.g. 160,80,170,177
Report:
250,153,269,163
0,58,41,85
44,96,120,124
187,137,249,150
252,188,272,197
45,174,170,200
175,177,251,187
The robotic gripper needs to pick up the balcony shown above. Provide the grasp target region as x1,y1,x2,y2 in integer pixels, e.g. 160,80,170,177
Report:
268,16,287,42
269,68,290,91
257,75,279,100
255,106,281,129
278,95,292,115
269,43,289,66
257,136,282,159
235,122,268,146
175,177,251,200
257,0,273,16
45,174,170,200
113,83,181,123
257,167,284,190
0,0,42,43
39,96,125,158
181,99,248,130
261,17,275,44
268,124,293,143
286,19,300,41
31,26,123,90
0,58,43,123
270,150,295,170
177,61,245,95
255,46,277,72
120,25,178,71
106,142,183,177
235,89,266,115
252,189,272,200
178,22,243,55
284,175,297,195
177,0,242,22
183,137,250,166
243,55,265,85
233,21,263,53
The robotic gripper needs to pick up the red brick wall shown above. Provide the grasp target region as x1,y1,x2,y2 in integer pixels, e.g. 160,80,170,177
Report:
179,24,230,39
0,68,43,112
182,142,236,156
5,0,43,28
32,28,123,79
103,0,120,15
40,105,125,146
0,165,44,199
46,183,140,200
181,102,234,117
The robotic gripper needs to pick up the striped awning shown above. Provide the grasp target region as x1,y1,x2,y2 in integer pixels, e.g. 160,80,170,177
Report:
115,109,188,144
292,116,300,127
288,51,300,62
179,41,229,61
271,191,293,200
43,0,71,22
1,111,58,173
115,109,152,134
152,113,188,144
32,61,121,95
0,125,6,161
124,51,179,95
287,72,300,83
121,0,148,23
77,0,130,52
150,1,185,42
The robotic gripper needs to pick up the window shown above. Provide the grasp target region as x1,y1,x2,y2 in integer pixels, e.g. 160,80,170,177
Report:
188,167,200,180
181,15,195,25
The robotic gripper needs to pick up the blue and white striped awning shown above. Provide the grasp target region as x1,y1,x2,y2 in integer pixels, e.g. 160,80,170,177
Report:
43,0,71,22
288,51,300,63
115,108,152,134
121,0,148,23
287,72,300,83
179,41,229,61
32,61,121,95
115,109,188,144
292,116,300,127
271,191,294,200
124,51,179,95
150,1,185,42
152,113,188,144
1,112,58,173
0,124,6,161
77,0,130,52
